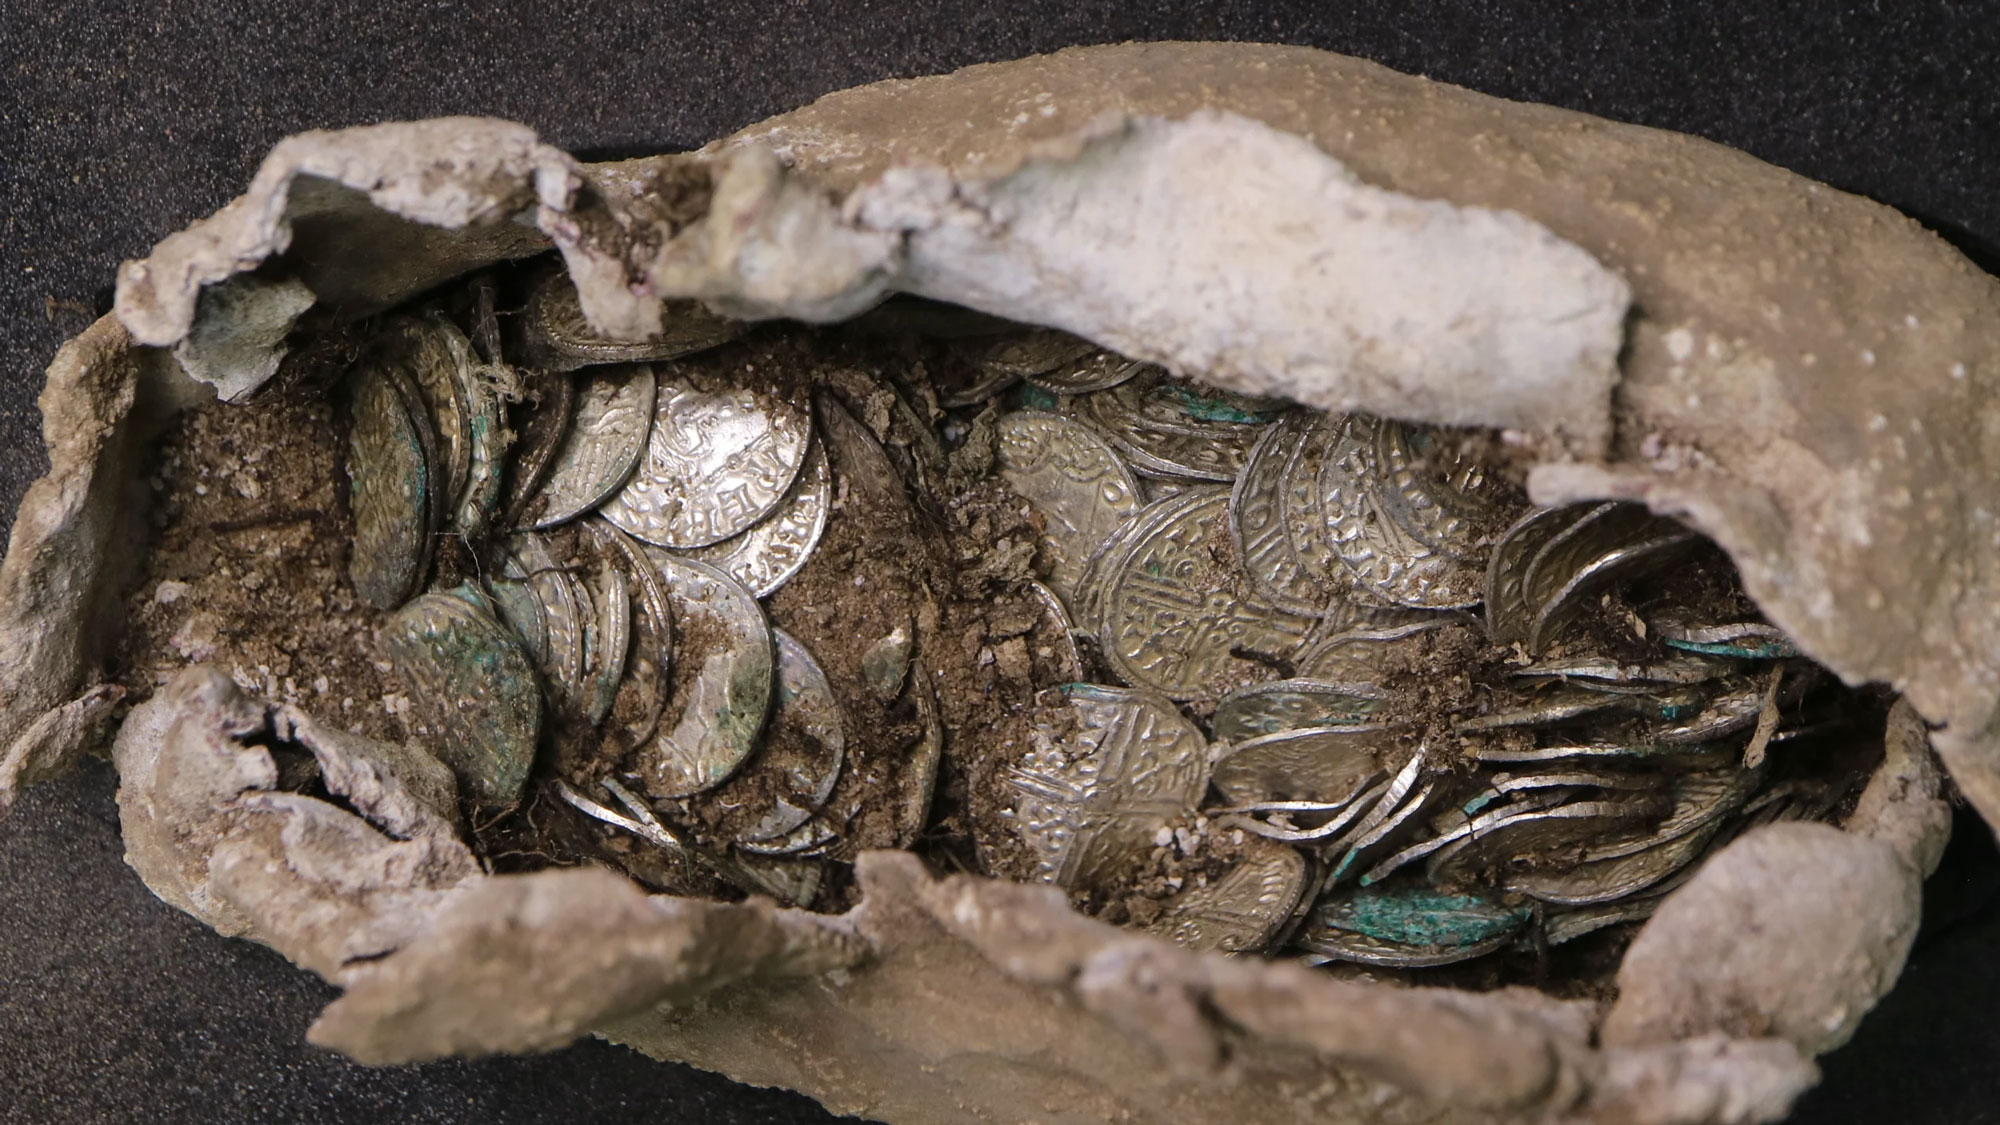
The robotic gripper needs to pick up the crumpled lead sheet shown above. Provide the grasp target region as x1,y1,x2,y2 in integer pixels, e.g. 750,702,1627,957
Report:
0,37,1986,1125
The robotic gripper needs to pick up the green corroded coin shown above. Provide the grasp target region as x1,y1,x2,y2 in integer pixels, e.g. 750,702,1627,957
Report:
1298,882,1530,968
638,553,775,797
382,586,542,806
345,354,434,609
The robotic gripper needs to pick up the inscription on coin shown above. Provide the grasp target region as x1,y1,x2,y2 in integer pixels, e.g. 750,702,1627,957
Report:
997,411,1144,602
1096,490,1318,699
1232,410,1339,616
382,587,542,806
524,365,658,529
1145,837,1308,954
674,438,830,598
600,371,812,549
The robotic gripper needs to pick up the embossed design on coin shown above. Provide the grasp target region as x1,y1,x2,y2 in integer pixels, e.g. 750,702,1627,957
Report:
525,271,745,371
524,365,658,529
388,316,472,516
1318,414,1485,608
1095,490,1317,700
674,439,830,597
1232,409,1340,615
345,355,434,609
1145,837,1308,954
640,554,775,797
1003,684,1210,888
1026,351,1152,394
600,371,812,548
1298,883,1530,968
956,328,1096,379
1370,420,1514,558
1212,678,1387,743
382,586,542,806
997,411,1143,602
1078,373,1270,482
1211,724,1406,808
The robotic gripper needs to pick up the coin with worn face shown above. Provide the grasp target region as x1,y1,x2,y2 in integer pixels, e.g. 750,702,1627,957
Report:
580,541,633,727
895,657,947,848
1507,817,1723,906
345,355,435,609
672,438,830,598
1211,725,1406,808
522,365,658,529
996,411,1144,602
1212,678,1387,742
600,370,812,549
1654,618,1800,660
956,327,1097,379
1318,414,1486,609
501,371,575,527
720,629,846,844
1292,619,1461,682
587,520,673,746
382,586,542,806
1003,683,1210,888
639,554,775,798
1298,883,1530,968
1232,411,1342,616
1370,420,1516,559
1144,837,1309,954
1424,796,1671,890
386,316,473,521
1027,351,1153,394
525,271,746,371
1094,490,1319,700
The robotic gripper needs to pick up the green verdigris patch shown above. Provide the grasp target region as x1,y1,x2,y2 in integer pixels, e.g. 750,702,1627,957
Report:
382,585,542,806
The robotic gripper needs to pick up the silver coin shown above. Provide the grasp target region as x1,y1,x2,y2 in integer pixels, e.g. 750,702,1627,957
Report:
1510,502,1697,652
1542,877,1690,945
1511,651,1744,688
1653,616,1800,660
1021,579,1086,683
1213,678,1388,743
524,270,746,371
1508,817,1722,906
723,852,824,907
1583,766,1762,862
1327,775,1445,885
896,656,946,848
1358,789,1600,884
499,371,575,528
734,817,840,858
728,629,847,844
1653,676,1805,744
1144,837,1309,955
1078,375,1268,482
345,347,436,610
496,532,588,714
586,519,674,747
1318,414,1485,609
1211,725,1406,808
637,554,775,797
1293,619,1462,681
996,411,1144,603
1003,683,1210,888
382,586,541,807
1525,529,1701,654
1370,420,1514,560
582,548,632,726
1094,490,1318,700
1212,775,1385,844
1231,411,1341,615
600,370,813,549
672,437,831,598
522,365,658,529
1424,796,1671,890
1027,352,1154,394
1470,740,1739,767
444,326,508,539
1452,682,1706,733
957,328,1097,379
1485,505,1597,643
1297,883,1530,968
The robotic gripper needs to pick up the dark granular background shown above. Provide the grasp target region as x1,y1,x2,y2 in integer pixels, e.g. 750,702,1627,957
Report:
3,5,1999,1124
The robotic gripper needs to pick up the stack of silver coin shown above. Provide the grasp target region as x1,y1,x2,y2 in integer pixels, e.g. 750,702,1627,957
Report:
343,270,868,906
970,323,1858,967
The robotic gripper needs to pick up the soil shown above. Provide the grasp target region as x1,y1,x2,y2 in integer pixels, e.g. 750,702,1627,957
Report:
107,257,1882,990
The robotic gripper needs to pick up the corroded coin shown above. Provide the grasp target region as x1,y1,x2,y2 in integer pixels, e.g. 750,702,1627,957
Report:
1027,351,1153,394
1212,678,1387,742
1507,817,1722,906
996,411,1144,602
522,365,658,529
1144,837,1309,954
1094,490,1318,700
672,438,831,598
345,354,435,609
1078,374,1269,482
1232,410,1340,615
956,327,1097,379
726,629,846,844
524,271,746,371
382,586,542,806
1002,683,1210,888
386,316,472,520
1424,797,1670,890
494,532,588,713
1318,414,1485,609
600,370,812,549
1211,725,1406,807
1298,883,1530,968
501,371,576,528
895,657,947,848
639,554,775,798
1654,617,1800,660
